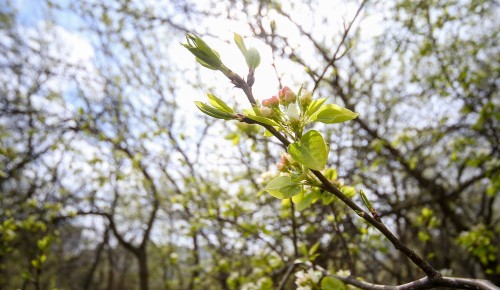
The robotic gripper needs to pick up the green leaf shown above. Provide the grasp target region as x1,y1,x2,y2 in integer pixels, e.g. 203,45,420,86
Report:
224,132,241,145
196,57,220,70
418,231,430,242
312,104,358,124
321,277,346,290
207,94,234,113
247,114,278,126
233,33,247,54
263,129,274,137
243,109,279,126
324,168,337,180
264,176,301,199
292,191,315,211
309,241,320,256
195,101,234,120
306,97,327,118
182,34,223,70
288,130,328,171
259,277,273,290
341,186,356,199
37,236,50,251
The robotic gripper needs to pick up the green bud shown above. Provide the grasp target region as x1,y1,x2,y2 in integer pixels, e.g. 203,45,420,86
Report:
300,90,313,108
245,47,261,70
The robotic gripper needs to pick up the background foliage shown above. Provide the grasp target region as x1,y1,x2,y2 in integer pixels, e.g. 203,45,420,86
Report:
0,0,498,289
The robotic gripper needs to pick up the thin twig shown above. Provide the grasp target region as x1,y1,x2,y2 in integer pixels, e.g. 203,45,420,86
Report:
277,263,297,290
312,0,367,93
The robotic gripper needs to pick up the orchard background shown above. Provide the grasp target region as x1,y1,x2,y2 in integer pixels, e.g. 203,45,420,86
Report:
0,0,498,289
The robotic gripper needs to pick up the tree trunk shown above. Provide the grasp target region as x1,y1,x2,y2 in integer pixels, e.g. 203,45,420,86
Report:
138,249,149,290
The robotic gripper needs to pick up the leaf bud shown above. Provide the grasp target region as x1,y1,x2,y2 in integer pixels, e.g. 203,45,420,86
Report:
182,34,223,70
245,47,261,70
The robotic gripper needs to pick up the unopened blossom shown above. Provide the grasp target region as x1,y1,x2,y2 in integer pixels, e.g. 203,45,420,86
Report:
262,96,279,108
279,86,292,98
300,90,312,108
284,90,297,104
260,106,273,118
276,162,287,172
278,86,297,106
278,86,289,102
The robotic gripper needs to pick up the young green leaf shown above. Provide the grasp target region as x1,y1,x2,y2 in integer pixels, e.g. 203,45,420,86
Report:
246,114,278,126
288,130,328,171
324,168,337,180
309,241,320,256
341,186,356,198
312,104,359,124
207,94,234,113
306,97,327,118
292,191,315,211
233,33,247,54
243,108,279,126
195,101,234,120
264,176,301,199
182,34,223,70
321,277,346,290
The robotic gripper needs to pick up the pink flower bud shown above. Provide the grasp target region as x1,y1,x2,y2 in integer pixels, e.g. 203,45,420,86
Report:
276,162,287,172
284,91,297,104
278,86,292,104
262,96,279,108
281,154,289,165
279,86,292,97
278,86,297,106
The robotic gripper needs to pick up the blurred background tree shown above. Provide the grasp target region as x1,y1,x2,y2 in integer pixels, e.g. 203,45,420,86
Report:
0,0,498,289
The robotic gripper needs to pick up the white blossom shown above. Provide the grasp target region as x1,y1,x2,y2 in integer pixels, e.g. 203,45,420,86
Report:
284,104,300,122
336,269,351,277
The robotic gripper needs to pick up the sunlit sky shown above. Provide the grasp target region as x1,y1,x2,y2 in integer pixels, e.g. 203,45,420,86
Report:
14,0,383,113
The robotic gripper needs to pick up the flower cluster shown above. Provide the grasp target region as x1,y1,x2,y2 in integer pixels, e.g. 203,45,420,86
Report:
295,268,323,290
278,86,297,106
260,86,314,129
